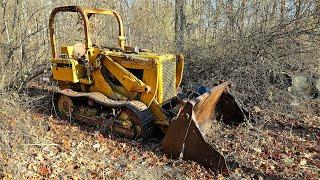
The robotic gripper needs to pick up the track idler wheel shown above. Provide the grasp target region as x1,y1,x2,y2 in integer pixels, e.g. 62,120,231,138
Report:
56,94,74,118
53,92,147,140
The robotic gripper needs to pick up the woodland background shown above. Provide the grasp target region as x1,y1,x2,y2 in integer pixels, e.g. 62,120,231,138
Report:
0,0,319,179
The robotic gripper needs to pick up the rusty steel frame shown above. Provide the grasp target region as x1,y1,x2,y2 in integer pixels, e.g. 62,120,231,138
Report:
49,6,126,58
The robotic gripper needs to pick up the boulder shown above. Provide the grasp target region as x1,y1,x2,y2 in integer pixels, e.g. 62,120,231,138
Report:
316,78,320,97
289,75,315,99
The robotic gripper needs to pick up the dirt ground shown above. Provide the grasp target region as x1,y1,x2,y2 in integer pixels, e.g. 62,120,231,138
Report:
0,83,319,179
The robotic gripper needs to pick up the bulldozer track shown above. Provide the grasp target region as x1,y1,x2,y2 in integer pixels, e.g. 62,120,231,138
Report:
55,89,155,140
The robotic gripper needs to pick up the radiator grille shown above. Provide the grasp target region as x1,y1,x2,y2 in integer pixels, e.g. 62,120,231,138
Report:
161,60,176,103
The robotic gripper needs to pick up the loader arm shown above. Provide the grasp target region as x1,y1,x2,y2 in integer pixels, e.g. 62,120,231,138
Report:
98,55,171,126
101,56,151,94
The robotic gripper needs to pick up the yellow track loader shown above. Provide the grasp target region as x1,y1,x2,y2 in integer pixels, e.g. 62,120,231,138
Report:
49,6,247,176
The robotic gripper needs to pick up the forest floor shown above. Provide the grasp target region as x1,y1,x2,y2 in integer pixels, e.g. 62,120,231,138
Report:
0,82,319,179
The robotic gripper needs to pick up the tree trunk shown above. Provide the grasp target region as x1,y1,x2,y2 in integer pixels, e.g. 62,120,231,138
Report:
175,0,185,53
315,0,320,16
314,0,320,24
280,0,286,24
239,0,248,31
212,0,223,38
295,0,301,19
270,0,277,21
226,0,234,32
252,0,258,27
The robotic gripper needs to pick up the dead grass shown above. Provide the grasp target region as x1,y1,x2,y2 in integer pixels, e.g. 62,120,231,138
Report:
206,113,320,179
0,94,50,178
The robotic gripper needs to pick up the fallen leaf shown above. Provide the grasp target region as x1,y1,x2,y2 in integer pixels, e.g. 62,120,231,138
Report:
254,106,262,113
300,159,307,166
283,157,294,166
35,153,44,162
93,143,100,149
253,147,262,154
39,165,51,176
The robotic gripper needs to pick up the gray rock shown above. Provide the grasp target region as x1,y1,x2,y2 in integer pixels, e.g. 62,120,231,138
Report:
290,75,314,99
316,78,320,97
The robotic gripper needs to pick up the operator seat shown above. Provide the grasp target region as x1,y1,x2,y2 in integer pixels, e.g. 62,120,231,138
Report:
72,43,86,60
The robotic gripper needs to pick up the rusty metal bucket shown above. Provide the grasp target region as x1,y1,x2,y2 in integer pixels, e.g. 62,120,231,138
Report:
162,82,248,176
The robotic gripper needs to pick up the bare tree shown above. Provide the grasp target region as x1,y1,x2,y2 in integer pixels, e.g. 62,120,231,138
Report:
295,0,302,19
175,0,185,53
239,0,248,30
280,0,286,23
226,0,234,32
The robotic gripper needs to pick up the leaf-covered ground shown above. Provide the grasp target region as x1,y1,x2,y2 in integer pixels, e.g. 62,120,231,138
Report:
0,85,319,179
0,92,215,179
207,113,320,179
